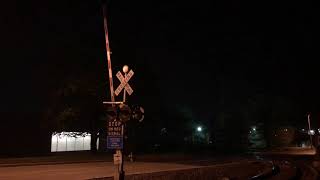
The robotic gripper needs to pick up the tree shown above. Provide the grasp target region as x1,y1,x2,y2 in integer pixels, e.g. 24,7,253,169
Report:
44,72,106,152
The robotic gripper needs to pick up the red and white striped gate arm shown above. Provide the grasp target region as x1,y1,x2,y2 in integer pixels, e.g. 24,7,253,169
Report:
102,4,115,103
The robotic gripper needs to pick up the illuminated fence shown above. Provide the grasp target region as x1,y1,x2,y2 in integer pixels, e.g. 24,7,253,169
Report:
51,132,91,152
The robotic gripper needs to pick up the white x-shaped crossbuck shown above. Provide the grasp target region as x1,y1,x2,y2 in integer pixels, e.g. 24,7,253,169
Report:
115,70,134,96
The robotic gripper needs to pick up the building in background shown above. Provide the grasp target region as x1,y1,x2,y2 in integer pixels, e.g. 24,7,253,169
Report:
51,132,91,152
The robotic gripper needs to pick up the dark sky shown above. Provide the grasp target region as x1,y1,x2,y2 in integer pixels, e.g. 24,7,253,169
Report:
107,1,317,125
0,1,317,128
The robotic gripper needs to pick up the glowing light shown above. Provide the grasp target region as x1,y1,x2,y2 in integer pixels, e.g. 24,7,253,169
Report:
123,65,129,73
197,126,202,132
51,132,91,152
309,130,315,135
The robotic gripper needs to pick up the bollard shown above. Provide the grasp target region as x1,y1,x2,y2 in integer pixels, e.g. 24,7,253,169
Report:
129,152,134,162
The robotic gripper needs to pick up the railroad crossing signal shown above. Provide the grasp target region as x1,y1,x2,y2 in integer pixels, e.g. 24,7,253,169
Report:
115,70,134,96
132,105,145,122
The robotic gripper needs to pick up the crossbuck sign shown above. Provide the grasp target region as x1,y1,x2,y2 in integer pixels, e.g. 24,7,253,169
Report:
115,69,134,96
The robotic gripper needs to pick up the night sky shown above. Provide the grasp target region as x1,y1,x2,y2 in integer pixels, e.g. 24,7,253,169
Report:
106,1,317,125
0,1,317,152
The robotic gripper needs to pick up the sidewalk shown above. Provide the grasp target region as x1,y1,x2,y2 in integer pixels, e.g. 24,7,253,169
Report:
0,151,113,167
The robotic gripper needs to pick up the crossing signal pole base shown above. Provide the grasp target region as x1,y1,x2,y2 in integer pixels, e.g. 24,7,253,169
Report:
119,170,125,180
114,169,125,180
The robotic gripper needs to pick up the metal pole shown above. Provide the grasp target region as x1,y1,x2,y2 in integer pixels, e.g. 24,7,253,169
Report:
120,124,125,176
102,3,123,180
56,134,58,152
123,72,127,103
308,114,313,148
115,122,125,180
117,71,127,180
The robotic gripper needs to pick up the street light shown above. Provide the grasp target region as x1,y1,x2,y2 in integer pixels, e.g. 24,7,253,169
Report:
197,126,202,132
252,127,256,132
307,113,313,148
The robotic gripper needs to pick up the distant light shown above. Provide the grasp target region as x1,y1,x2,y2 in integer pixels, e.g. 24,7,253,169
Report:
284,129,288,132
302,129,305,132
252,126,256,131
197,126,202,132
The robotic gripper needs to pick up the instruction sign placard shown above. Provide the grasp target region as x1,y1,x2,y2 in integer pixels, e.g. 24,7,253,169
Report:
107,136,123,149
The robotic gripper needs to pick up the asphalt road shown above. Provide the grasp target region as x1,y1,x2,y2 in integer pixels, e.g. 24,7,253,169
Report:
0,155,267,180
0,150,315,180
0,161,199,180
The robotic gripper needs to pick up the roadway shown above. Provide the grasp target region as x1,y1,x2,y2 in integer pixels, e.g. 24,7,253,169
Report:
0,161,200,180
0,155,261,180
0,150,317,180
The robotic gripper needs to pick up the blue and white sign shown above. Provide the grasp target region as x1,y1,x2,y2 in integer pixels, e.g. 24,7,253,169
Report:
107,136,123,149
